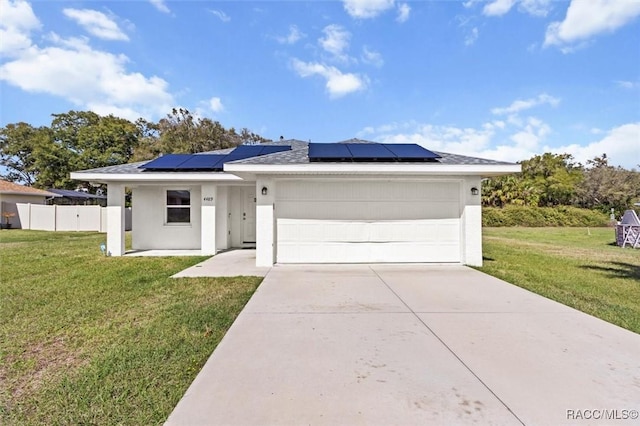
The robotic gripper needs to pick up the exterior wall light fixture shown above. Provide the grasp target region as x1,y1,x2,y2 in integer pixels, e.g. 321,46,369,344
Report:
261,187,268,196
471,187,479,196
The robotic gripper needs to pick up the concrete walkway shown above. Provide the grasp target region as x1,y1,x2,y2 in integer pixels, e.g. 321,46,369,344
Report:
166,265,640,426
172,249,271,278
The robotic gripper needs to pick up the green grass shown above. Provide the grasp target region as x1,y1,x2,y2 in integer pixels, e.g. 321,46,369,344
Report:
480,227,639,334
0,230,262,425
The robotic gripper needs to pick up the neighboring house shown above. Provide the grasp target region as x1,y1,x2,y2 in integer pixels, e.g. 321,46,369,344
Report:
70,139,520,266
47,189,108,207
0,180,58,229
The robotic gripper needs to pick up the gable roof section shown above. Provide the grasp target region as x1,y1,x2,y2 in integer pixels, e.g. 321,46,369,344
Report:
0,180,58,197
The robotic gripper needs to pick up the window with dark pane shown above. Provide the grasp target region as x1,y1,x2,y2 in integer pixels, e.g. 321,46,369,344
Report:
166,190,190,223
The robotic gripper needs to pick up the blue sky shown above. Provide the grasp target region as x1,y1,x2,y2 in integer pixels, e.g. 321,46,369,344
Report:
1,0,639,168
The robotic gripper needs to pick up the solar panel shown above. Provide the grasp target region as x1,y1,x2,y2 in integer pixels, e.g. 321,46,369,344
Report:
175,154,227,170
308,143,352,161
309,142,441,162
139,154,192,169
140,145,293,171
346,143,395,160
259,145,291,156
384,144,441,160
222,145,263,162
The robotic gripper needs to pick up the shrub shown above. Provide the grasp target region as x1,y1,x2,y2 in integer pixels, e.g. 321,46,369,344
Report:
483,206,609,227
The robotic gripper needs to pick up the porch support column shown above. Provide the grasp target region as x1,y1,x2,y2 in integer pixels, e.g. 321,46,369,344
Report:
256,178,275,267
462,177,482,267
106,183,125,256
201,184,217,256
215,186,229,251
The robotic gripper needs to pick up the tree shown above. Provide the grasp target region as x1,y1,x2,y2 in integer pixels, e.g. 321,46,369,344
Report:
482,175,540,207
131,118,161,161
0,122,51,185
154,108,242,154
2,108,271,189
51,111,140,171
1,111,140,189
575,154,640,214
520,153,583,206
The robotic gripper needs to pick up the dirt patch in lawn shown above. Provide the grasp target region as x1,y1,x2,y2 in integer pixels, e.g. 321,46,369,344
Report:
3,335,86,404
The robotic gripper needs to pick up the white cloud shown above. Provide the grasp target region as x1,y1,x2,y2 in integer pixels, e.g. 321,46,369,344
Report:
319,24,351,61
0,0,41,56
491,93,560,115
463,0,481,8
549,123,640,169
465,27,479,46
361,46,383,67
149,0,170,14
209,9,230,22
208,96,224,113
483,0,516,17
276,24,305,45
519,0,551,17
615,80,639,90
482,0,551,17
544,0,640,49
360,117,639,168
360,120,497,152
343,0,396,19
63,9,129,41
510,117,551,150
371,120,542,163
0,33,173,121
291,59,367,98
356,98,560,164
396,3,410,23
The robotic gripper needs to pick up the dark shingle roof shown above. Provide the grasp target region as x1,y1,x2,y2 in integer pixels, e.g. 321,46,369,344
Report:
230,142,515,166
73,139,515,175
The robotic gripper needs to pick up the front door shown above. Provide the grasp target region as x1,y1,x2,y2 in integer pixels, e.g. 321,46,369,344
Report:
242,187,256,244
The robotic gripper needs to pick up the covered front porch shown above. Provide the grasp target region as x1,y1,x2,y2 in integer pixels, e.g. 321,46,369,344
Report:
105,181,261,259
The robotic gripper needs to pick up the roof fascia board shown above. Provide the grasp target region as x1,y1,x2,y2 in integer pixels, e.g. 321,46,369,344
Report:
69,172,244,183
224,163,521,176
0,191,58,197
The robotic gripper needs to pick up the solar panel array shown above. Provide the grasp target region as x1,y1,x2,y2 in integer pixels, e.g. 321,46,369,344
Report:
139,145,291,171
308,143,441,162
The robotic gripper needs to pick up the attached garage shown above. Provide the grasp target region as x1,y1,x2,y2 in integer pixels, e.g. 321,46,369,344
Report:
276,180,462,263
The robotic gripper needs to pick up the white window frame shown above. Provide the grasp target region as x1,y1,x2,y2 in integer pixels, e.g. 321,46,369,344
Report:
165,188,191,225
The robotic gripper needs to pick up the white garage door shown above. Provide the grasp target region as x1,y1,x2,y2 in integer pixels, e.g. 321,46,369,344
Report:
276,180,461,263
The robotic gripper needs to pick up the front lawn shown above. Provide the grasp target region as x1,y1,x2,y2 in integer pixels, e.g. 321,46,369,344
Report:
0,230,261,425
480,227,639,334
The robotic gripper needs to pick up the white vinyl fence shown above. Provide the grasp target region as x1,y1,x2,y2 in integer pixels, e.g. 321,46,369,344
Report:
16,203,131,232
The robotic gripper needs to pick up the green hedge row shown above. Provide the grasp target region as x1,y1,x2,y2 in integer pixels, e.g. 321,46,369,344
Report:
483,206,610,227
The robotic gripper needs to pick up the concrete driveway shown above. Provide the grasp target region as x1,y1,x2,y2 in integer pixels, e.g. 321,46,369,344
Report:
166,265,640,426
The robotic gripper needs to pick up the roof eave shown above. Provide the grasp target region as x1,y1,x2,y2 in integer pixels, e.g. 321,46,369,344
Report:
0,190,59,197
69,171,245,184
224,163,522,177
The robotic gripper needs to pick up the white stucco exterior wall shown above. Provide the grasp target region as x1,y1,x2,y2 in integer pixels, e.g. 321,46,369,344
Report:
256,178,275,267
132,185,202,250
201,184,217,255
107,184,125,256
461,176,483,266
215,186,230,251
